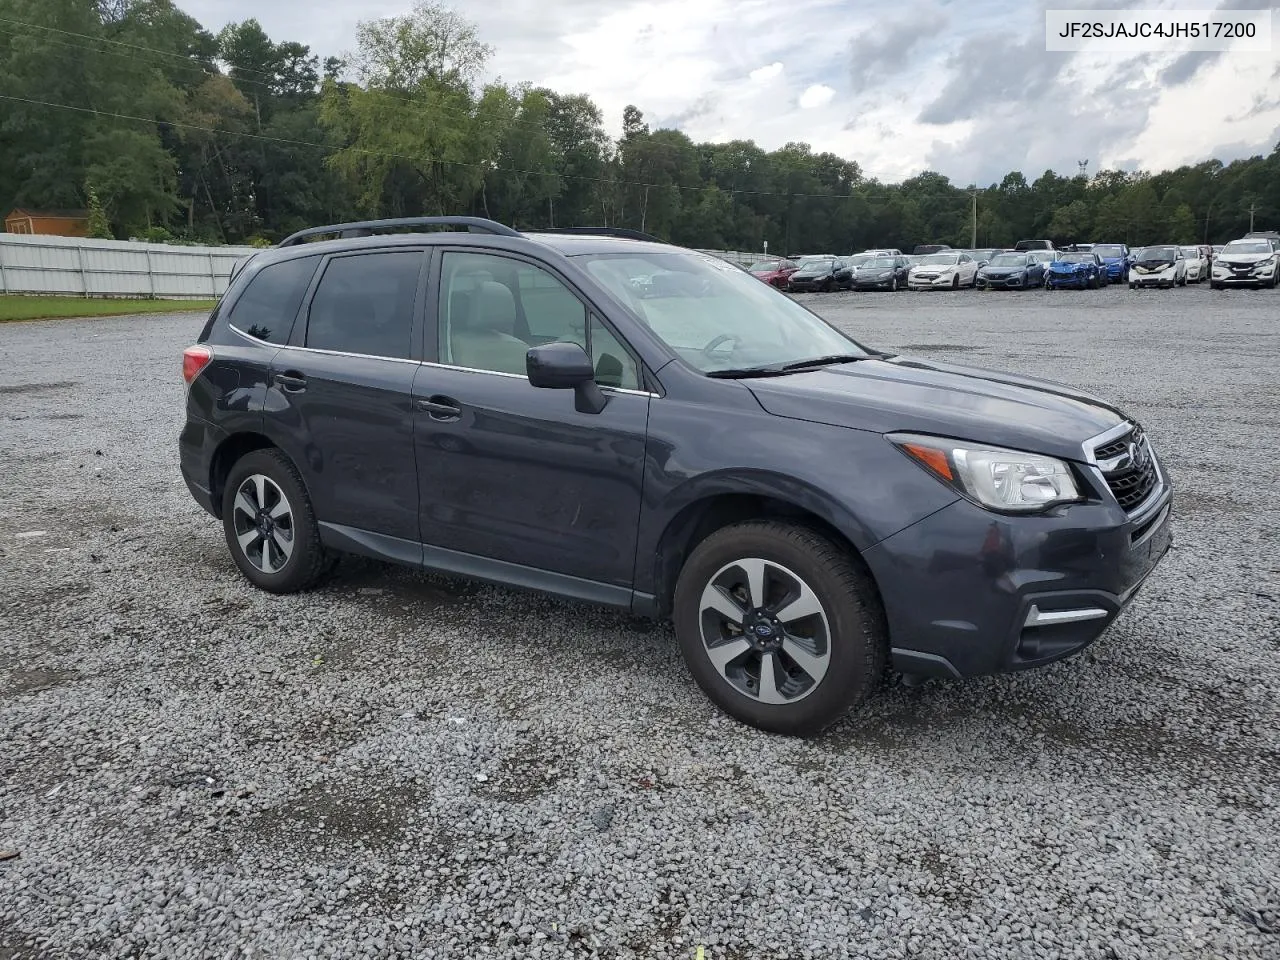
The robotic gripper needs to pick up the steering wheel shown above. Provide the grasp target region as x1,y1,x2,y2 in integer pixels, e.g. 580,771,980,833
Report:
702,333,740,360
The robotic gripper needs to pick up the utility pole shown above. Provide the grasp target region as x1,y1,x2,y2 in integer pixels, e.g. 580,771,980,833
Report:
970,190,978,248
1248,202,1257,232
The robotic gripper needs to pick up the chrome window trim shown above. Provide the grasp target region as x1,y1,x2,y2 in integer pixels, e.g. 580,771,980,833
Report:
230,324,418,364
231,325,659,396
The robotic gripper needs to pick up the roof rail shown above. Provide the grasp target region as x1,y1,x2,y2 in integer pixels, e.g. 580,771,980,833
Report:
531,226,667,244
277,216,521,248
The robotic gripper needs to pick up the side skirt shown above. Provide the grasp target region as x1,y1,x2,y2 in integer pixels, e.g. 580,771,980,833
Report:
317,522,640,612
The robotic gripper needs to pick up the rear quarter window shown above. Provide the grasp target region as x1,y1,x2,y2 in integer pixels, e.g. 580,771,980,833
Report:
224,256,320,344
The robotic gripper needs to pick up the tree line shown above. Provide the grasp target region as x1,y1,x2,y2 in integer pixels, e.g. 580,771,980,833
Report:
2,0,1277,254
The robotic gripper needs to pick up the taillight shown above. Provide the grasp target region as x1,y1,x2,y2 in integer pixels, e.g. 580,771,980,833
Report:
183,345,213,386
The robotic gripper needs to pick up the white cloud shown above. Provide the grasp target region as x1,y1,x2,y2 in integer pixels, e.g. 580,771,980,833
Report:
798,84,836,110
173,0,1280,185
749,61,784,82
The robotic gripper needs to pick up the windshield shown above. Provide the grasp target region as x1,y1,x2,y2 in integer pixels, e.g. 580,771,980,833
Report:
846,254,873,267
578,251,867,373
864,258,895,269
1178,247,1200,258
1222,240,1271,255
1059,253,1092,263
989,254,1027,266
1029,251,1054,261
918,253,960,265
796,259,835,272
1135,246,1177,260
748,260,787,272
1093,244,1124,258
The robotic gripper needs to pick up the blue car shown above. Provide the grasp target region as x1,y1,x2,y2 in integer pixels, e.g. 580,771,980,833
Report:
1045,251,1106,289
1091,243,1130,283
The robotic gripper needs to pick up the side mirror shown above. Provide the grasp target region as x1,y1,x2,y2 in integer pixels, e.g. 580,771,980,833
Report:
526,341,607,414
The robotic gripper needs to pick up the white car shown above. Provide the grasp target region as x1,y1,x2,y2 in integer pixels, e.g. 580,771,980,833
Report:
1129,245,1186,289
907,252,979,289
1210,238,1280,289
1179,246,1208,283
861,248,903,257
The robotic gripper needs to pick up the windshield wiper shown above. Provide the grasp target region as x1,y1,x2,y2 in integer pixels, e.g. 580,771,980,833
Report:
706,352,890,379
778,352,887,371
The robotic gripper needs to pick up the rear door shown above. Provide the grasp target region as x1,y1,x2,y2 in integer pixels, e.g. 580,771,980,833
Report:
265,248,426,546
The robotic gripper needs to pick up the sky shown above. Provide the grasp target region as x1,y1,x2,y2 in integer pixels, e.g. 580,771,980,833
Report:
176,0,1280,186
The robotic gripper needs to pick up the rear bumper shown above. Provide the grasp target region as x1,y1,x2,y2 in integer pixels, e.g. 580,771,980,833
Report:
864,487,1174,679
179,416,225,519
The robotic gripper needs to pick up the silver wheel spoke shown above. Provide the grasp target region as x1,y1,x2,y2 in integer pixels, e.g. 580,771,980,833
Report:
700,583,745,625
757,653,786,705
774,582,822,624
259,537,276,573
269,498,291,520
738,558,766,609
236,529,261,553
706,637,750,674
253,474,268,512
234,492,257,520
270,528,294,563
782,637,829,686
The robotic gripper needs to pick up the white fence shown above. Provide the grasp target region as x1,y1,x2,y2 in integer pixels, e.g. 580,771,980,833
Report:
0,234,259,300
0,234,768,300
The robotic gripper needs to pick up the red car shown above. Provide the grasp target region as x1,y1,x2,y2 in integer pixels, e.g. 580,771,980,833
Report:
748,257,800,288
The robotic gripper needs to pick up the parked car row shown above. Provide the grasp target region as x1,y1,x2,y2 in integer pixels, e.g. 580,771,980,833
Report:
750,234,1279,293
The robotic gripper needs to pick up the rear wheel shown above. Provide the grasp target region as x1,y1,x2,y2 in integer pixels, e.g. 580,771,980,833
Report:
673,522,887,736
222,448,331,594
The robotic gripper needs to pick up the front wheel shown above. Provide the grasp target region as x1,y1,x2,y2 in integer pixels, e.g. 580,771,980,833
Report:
673,522,887,736
221,448,331,594
890,276,898,292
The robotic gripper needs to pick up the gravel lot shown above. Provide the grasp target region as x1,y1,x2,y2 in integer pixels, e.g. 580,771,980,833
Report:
2,284,1279,959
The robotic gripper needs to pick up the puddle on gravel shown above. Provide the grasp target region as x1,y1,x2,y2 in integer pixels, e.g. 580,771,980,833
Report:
0,380,80,396
236,780,430,851
0,667,78,697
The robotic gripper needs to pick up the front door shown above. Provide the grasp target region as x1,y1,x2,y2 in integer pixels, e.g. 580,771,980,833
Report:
267,249,425,545
413,249,650,590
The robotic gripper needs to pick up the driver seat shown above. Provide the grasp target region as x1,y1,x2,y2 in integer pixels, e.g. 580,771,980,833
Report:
450,281,529,375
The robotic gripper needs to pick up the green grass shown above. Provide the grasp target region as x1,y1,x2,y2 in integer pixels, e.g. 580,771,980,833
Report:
0,295,217,322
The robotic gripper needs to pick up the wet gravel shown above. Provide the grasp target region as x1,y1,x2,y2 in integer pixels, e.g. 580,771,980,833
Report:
2,283,1279,959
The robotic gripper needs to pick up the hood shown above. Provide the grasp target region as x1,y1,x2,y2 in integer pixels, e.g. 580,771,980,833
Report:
1217,252,1273,265
1133,258,1175,271
745,356,1125,461
1050,261,1089,271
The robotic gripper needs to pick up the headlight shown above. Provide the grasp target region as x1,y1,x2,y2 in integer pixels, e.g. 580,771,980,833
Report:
875,271,891,278
891,434,1082,512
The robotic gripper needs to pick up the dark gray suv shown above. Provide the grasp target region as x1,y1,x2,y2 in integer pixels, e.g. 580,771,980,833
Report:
180,217,1173,735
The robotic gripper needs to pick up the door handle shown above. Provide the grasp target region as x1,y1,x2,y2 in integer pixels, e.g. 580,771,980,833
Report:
274,371,307,392
417,396,461,420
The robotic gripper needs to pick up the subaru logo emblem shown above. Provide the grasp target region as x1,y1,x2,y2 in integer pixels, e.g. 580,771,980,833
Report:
753,624,773,637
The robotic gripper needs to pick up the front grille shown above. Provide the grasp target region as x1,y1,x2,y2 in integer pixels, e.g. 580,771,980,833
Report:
1093,426,1159,511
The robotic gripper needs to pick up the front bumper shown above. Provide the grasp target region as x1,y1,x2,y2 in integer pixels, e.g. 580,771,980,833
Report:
1212,267,1276,286
864,484,1174,679
976,274,1027,289
907,274,956,289
1131,272,1177,288
852,276,895,289
1046,273,1090,288
787,279,829,292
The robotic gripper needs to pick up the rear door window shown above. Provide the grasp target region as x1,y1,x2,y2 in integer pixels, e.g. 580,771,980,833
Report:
305,251,422,360
227,256,319,344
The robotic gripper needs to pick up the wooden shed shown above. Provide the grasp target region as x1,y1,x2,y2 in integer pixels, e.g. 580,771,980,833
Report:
4,209,90,238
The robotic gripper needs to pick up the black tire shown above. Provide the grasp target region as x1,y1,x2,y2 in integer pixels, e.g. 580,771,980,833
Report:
1210,281,1220,290
890,276,898,292
1129,281,1136,290
221,448,331,594
672,521,887,736
1088,275,1098,289
951,274,960,290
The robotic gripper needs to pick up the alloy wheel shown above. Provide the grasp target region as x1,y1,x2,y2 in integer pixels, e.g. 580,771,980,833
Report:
231,473,296,574
698,557,831,705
